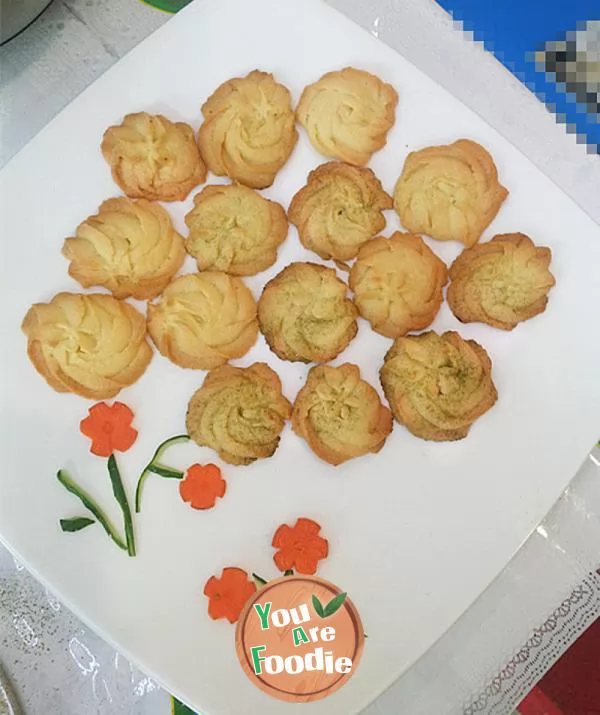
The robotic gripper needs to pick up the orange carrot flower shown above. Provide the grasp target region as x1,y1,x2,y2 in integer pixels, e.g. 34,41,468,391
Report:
272,517,329,575
80,402,137,457
204,567,257,623
179,464,226,510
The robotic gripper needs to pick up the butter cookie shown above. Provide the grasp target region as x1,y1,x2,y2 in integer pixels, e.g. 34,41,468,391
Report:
393,139,508,247
380,330,497,441
288,162,392,261
447,232,555,330
186,363,291,465
292,363,392,465
349,232,448,338
147,272,258,370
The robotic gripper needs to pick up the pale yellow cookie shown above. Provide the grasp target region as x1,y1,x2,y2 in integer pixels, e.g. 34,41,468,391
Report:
296,67,398,165
292,363,393,466
393,139,508,247
198,70,297,189
184,184,288,275
186,363,292,465
101,112,206,201
22,292,152,399
258,262,358,363
62,197,185,300
147,272,258,370
380,331,497,442
349,232,448,338
288,162,393,261
447,232,555,330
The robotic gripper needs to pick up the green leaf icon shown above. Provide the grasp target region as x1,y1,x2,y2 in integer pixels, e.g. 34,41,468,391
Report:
312,594,325,618
60,516,95,532
323,592,347,617
140,0,193,13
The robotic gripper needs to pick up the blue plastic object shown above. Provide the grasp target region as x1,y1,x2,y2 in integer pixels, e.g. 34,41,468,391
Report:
436,0,599,153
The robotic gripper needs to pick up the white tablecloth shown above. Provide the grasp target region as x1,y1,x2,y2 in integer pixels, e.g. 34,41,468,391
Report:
1,2,599,713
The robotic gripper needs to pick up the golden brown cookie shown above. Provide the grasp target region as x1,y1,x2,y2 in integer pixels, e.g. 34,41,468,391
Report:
184,184,288,275
296,67,398,165
292,363,393,466
22,292,152,399
288,162,393,261
349,232,448,338
62,197,185,300
186,363,292,465
380,331,497,442
101,112,206,201
393,139,508,247
447,233,555,330
258,262,358,363
198,70,297,189
147,272,258,370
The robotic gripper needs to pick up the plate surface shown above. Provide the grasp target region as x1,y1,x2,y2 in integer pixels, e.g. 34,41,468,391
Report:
1,0,600,713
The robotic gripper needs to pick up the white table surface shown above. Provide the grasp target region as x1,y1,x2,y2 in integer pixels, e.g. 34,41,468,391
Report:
1,1,599,714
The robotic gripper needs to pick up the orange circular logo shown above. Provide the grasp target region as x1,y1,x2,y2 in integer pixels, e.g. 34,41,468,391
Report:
235,575,364,702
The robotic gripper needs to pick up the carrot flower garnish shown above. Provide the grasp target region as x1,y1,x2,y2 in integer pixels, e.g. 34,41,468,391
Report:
80,402,137,457
272,517,329,575
179,464,226,510
204,567,257,623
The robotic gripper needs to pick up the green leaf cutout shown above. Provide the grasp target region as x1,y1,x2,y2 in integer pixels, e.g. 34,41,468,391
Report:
171,696,198,715
252,573,268,588
135,434,189,513
60,517,95,533
140,0,193,14
312,594,325,618
57,469,128,552
284,569,294,577
323,592,347,617
107,455,136,557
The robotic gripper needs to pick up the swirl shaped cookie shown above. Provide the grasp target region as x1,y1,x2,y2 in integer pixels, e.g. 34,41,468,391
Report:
184,184,288,275
393,139,508,247
101,112,206,201
186,363,292,465
380,331,497,442
22,293,152,399
288,162,393,261
349,232,448,338
297,67,398,165
447,233,555,330
292,363,392,466
147,272,258,370
63,198,185,300
198,71,297,189
258,262,358,363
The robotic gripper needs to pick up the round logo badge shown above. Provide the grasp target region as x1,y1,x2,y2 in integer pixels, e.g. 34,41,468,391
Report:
235,574,364,702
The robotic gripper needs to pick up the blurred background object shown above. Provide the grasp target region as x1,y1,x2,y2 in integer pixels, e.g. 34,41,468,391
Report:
436,0,600,153
0,0,54,46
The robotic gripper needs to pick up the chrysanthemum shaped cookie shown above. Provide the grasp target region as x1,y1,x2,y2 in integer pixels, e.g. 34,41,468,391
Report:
22,293,152,399
198,70,297,189
447,233,555,330
258,262,358,363
185,184,287,275
297,67,398,165
288,162,392,261
101,112,206,201
292,363,392,465
349,232,448,338
63,197,185,300
186,363,292,465
147,273,258,370
393,139,508,247
380,331,497,441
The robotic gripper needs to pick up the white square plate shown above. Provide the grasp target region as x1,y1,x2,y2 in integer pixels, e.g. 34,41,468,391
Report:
1,0,600,713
